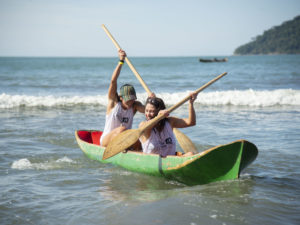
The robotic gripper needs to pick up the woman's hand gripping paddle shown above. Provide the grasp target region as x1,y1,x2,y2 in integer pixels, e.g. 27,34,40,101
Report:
102,24,198,154
102,72,227,160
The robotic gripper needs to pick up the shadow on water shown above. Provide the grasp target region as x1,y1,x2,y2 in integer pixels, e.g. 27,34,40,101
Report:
96,167,186,203
96,162,259,202
95,168,259,225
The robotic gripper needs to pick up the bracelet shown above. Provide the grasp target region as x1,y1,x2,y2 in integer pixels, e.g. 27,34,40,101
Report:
119,60,124,65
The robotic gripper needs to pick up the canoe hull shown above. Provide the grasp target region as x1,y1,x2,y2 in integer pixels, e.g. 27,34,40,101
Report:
75,130,258,185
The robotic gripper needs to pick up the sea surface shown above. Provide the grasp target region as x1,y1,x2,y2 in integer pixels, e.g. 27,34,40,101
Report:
0,55,300,225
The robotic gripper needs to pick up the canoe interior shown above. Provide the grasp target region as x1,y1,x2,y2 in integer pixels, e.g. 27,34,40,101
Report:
77,130,102,146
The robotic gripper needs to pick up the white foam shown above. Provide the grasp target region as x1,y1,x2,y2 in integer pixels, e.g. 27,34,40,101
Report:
55,156,74,163
0,93,108,108
11,158,33,170
210,214,218,219
11,157,75,170
157,89,300,107
195,89,300,107
1,89,300,109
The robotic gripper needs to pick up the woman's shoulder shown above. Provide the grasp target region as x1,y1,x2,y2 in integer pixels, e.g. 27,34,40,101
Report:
165,117,176,127
106,98,119,112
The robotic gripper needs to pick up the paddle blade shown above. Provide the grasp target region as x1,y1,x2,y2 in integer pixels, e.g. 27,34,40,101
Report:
173,128,198,154
102,129,140,160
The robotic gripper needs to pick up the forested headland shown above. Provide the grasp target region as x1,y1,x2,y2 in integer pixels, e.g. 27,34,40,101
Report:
234,15,300,55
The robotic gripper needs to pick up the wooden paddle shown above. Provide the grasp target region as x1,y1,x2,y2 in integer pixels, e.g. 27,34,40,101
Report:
102,25,151,93
102,72,227,160
102,24,197,154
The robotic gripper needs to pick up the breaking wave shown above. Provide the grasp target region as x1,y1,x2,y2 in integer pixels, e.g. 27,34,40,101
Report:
1,89,299,109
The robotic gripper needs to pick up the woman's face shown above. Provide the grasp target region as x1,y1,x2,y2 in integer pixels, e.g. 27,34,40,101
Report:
145,103,158,120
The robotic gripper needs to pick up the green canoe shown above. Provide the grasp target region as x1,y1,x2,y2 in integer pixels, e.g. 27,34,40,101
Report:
75,130,258,185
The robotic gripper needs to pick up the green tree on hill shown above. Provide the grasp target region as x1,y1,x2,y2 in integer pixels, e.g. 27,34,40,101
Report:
234,15,300,55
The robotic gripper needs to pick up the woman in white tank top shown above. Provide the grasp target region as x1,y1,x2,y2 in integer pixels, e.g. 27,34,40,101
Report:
139,94,198,157
100,50,154,147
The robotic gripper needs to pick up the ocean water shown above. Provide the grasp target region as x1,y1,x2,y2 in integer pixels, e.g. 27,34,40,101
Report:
0,55,300,225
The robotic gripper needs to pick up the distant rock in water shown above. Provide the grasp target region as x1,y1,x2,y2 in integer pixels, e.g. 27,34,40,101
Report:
234,15,300,55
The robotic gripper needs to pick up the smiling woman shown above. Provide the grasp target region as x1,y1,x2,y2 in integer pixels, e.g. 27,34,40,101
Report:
139,95,197,157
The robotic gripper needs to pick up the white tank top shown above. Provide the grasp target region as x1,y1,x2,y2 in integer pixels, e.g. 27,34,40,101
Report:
140,121,176,157
100,102,134,144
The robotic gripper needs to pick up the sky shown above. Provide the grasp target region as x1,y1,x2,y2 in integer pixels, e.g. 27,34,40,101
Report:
0,0,299,57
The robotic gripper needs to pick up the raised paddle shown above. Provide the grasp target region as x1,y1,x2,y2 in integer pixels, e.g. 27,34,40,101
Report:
102,24,151,93
102,24,197,154
102,72,227,160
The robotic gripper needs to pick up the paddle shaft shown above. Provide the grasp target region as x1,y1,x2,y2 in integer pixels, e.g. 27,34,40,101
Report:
168,72,227,112
102,24,151,95
139,72,227,133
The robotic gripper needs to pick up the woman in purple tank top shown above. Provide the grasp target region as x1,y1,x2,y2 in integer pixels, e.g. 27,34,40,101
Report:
139,93,198,157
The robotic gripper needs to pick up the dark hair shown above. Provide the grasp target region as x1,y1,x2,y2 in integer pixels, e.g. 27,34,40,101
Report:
146,97,167,130
116,92,121,102
146,97,166,110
